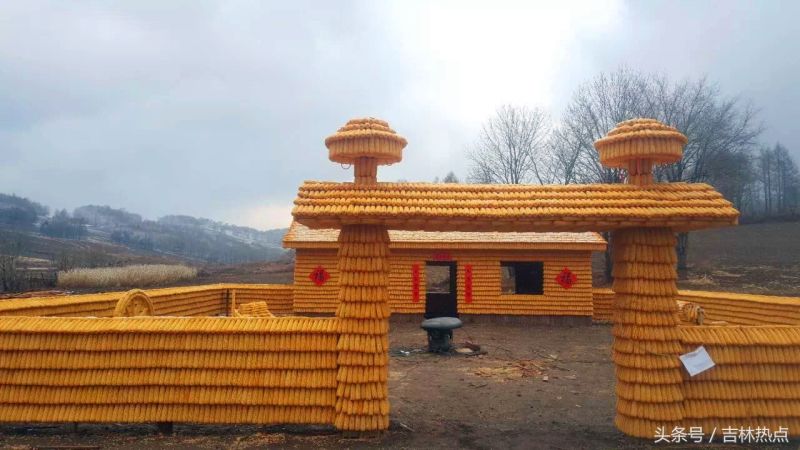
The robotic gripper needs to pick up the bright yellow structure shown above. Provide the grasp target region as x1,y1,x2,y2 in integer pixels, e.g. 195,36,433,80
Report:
0,315,338,424
1,116,798,438
284,222,604,317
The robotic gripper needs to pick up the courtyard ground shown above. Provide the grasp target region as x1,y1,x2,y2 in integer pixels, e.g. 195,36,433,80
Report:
1,321,795,449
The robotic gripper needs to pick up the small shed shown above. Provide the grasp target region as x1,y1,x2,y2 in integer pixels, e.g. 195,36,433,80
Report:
283,221,606,318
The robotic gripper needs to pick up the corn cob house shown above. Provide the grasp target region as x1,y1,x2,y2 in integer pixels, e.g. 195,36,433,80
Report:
3,116,799,439
284,222,606,319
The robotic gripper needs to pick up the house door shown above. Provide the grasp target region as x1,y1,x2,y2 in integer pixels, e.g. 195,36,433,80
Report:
425,261,457,318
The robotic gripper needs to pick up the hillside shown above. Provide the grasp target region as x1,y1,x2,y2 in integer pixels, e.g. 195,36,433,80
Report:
73,205,287,264
0,195,289,267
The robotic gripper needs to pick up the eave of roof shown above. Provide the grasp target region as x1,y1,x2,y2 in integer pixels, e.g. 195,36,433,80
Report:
291,181,739,232
283,222,608,251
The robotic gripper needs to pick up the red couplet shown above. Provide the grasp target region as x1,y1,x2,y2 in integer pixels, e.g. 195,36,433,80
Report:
464,264,473,303
411,264,420,302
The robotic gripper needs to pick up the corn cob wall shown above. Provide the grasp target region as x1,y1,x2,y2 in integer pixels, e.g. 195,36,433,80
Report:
293,249,594,316
293,250,340,313
0,284,294,318
334,225,391,431
227,285,294,315
0,316,338,424
676,290,800,325
611,228,684,438
147,286,227,316
0,292,119,317
592,288,615,322
680,325,800,436
593,289,800,326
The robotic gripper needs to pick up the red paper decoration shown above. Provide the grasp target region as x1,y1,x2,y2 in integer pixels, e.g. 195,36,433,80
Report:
464,264,473,303
309,266,330,286
555,267,577,289
411,264,421,302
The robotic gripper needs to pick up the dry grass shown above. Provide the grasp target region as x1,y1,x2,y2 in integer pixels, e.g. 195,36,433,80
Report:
57,264,197,289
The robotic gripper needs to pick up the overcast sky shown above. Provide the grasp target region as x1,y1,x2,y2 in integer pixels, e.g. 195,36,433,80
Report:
1,0,798,230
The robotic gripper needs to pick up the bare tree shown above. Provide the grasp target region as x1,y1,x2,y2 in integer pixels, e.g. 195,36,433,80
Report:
551,68,651,185
706,151,757,214
467,105,553,184
757,143,800,217
442,171,460,183
551,67,762,279
549,68,652,281
649,77,762,272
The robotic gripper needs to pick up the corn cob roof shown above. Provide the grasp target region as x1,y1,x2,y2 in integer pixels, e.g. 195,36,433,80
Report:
283,221,606,251
291,181,739,232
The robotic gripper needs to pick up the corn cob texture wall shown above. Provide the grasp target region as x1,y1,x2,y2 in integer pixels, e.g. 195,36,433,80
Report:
592,288,615,322
680,325,800,436
0,316,338,424
227,285,294,315
593,289,800,326
677,290,800,325
396,249,593,315
0,284,294,318
334,225,391,431
292,248,594,316
293,250,340,313
611,228,684,438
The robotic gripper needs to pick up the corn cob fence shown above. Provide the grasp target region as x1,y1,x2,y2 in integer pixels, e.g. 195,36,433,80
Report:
0,282,797,434
592,288,800,326
0,283,294,318
592,287,800,436
0,117,799,438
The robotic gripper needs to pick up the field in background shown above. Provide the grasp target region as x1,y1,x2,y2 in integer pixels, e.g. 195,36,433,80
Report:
592,221,800,296
193,259,294,285
57,264,198,289
681,221,800,296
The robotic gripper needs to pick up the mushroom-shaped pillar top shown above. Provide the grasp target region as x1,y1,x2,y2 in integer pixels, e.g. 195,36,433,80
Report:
594,118,687,185
325,117,407,185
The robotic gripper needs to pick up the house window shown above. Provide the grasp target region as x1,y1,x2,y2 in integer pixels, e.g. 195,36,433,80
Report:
500,262,544,295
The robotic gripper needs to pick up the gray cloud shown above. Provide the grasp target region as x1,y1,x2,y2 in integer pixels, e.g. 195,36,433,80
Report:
1,0,797,229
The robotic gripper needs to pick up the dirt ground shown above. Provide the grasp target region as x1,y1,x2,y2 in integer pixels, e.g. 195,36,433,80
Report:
2,321,795,449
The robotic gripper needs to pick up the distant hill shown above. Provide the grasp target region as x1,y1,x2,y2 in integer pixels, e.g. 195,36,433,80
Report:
0,193,49,229
0,195,288,265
